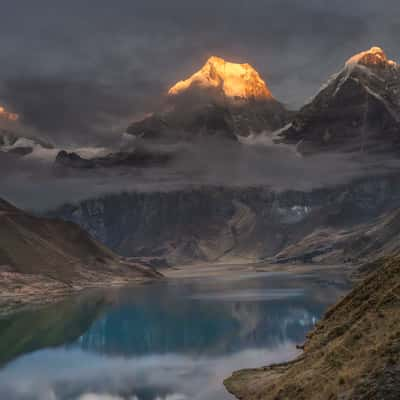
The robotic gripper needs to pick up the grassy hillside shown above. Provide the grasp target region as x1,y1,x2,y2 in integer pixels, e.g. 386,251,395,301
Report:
225,257,400,399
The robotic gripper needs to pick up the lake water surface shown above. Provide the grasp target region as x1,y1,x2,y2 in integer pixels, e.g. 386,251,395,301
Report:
0,267,350,400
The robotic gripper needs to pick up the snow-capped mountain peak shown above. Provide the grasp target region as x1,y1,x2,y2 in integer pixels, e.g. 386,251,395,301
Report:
168,56,273,101
0,105,18,121
345,46,397,69
276,46,400,155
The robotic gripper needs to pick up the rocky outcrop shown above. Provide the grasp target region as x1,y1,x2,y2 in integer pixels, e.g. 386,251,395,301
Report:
278,47,400,155
55,147,172,169
224,256,400,400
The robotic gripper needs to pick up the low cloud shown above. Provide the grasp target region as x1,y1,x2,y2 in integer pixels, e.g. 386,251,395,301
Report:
1,76,164,146
1,137,398,211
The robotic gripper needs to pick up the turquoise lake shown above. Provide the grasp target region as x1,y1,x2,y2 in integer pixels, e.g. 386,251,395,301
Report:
0,268,350,400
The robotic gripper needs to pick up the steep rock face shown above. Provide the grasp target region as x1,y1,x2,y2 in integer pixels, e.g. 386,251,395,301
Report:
127,57,290,142
278,47,400,155
127,102,290,142
224,256,400,400
129,103,241,142
50,174,400,265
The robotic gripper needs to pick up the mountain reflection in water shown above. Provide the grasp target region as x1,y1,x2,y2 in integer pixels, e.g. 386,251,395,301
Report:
0,268,350,400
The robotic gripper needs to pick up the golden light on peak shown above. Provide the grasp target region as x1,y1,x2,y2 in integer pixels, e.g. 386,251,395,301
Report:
345,46,397,68
168,56,273,100
0,105,18,121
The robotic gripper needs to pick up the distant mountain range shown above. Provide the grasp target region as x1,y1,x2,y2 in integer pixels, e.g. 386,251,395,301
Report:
126,47,400,157
4,47,400,169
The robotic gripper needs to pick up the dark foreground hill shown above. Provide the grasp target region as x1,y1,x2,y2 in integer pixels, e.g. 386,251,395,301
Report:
0,198,161,308
225,256,400,399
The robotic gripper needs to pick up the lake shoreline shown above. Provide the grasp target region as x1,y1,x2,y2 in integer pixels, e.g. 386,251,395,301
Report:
164,260,356,281
0,260,354,399
0,272,160,316
0,261,355,316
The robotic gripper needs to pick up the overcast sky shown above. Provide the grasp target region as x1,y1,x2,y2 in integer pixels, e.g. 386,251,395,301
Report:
1,0,399,145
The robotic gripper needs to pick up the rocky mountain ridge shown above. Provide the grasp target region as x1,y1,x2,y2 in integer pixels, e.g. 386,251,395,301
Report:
277,47,400,155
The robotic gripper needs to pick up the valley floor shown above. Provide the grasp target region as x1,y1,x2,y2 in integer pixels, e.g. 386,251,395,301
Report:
164,260,355,280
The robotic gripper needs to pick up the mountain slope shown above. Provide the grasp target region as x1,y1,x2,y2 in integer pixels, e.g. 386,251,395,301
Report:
0,198,160,304
225,256,400,399
278,47,400,155
272,207,400,265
